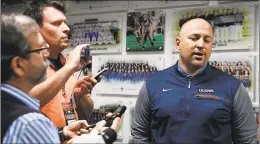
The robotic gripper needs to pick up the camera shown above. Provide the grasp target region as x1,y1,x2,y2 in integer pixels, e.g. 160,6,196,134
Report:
81,45,91,61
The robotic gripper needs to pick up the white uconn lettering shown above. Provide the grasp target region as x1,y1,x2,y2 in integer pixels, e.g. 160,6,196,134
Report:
199,89,214,93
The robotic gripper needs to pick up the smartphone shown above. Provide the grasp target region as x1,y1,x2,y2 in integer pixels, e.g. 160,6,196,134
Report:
93,67,109,82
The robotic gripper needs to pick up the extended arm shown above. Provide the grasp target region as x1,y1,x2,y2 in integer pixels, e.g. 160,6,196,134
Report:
29,64,75,106
29,44,90,108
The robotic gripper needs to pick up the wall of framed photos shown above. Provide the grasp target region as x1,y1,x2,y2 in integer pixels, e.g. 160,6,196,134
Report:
64,1,259,103
63,1,259,143
2,1,259,143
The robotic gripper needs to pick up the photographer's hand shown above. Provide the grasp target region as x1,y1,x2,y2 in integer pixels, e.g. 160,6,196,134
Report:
74,75,97,96
67,44,91,72
105,113,123,132
63,120,89,138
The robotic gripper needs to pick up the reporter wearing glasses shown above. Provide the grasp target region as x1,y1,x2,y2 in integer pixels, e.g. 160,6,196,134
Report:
1,14,91,143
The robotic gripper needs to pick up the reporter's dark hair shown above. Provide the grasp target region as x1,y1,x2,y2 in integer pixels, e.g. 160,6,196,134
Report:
23,0,66,26
1,14,39,83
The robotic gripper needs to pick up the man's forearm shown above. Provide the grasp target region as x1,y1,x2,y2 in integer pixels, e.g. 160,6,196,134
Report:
29,65,75,106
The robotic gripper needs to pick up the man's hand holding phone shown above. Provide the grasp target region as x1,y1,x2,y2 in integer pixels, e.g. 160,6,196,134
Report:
74,68,108,97
74,75,97,97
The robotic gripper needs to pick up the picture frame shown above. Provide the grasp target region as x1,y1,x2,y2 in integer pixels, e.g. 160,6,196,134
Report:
92,55,164,95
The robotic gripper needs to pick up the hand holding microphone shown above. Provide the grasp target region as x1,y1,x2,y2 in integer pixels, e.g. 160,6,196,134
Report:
73,45,100,97
89,106,126,144
104,105,126,128
70,106,126,144
85,105,126,131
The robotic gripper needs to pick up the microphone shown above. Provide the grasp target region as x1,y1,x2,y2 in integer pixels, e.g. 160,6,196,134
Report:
99,103,121,113
105,105,126,127
86,105,127,129
99,128,117,144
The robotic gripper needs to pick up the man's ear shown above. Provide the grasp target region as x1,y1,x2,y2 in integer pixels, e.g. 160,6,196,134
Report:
176,37,181,50
10,57,26,77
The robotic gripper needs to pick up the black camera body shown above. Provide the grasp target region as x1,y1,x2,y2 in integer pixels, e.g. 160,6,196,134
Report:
81,45,91,61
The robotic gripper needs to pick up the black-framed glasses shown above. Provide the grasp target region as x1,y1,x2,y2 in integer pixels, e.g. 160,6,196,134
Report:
27,47,49,53
27,45,49,55
2,44,49,61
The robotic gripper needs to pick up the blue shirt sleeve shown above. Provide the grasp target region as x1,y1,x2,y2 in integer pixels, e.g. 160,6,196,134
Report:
3,112,60,143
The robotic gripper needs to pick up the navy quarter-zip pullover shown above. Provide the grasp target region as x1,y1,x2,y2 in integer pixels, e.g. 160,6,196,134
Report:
130,61,258,144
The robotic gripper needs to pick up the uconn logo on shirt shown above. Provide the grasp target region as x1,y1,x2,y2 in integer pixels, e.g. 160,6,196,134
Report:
199,89,214,93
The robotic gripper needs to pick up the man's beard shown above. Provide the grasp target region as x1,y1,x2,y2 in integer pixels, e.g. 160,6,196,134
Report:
29,61,49,85
38,71,47,83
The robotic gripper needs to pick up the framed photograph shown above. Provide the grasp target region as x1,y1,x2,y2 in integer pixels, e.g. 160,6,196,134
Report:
67,13,123,54
132,1,208,10
92,55,164,95
126,10,165,52
65,1,128,15
209,54,256,102
172,4,255,52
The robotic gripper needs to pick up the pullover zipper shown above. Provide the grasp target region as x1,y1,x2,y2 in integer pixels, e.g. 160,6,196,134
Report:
187,75,192,88
186,76,192,118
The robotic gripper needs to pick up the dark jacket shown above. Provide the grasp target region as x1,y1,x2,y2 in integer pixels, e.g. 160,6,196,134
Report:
130,63,257,144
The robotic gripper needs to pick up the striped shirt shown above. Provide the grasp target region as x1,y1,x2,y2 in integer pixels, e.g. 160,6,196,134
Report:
1,84,60,143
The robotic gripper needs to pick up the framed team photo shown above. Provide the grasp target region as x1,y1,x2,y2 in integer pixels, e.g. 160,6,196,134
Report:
67,13,123,54
92,55,164,95
132,1,208,10
65,1,128,15
209,54,257,103
172,4,255,52
126,10,165,52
